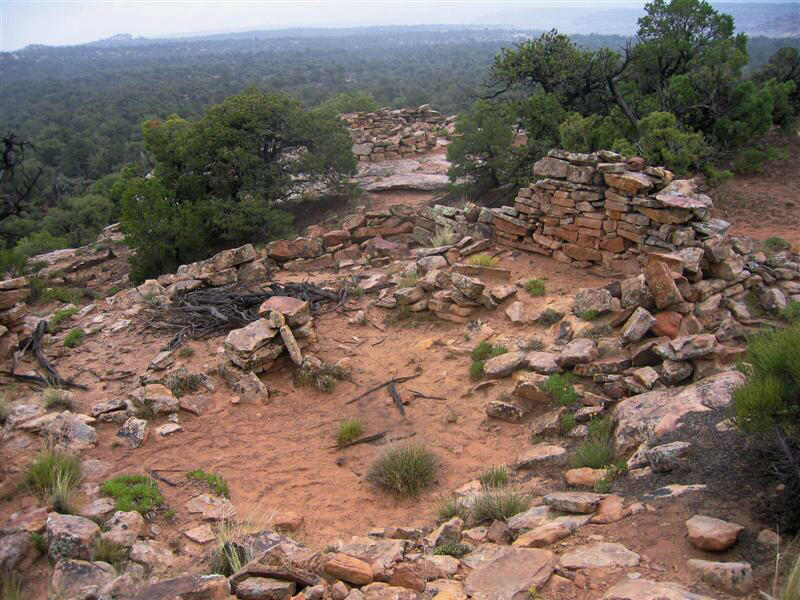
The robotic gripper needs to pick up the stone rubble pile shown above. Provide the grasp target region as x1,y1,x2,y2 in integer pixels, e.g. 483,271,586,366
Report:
0,276,32,358
499,149,722,270
341,105,451,161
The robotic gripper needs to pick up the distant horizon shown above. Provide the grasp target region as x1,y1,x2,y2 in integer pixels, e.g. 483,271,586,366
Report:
2,0,798,51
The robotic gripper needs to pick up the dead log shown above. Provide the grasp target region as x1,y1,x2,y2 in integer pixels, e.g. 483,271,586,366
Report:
12,321,88,389
388,382,405,415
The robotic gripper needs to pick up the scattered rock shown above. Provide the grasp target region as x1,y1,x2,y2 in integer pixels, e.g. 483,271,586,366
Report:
559,542,640,569
325,553,374,585
46,513,100,561
514,444,567,469
602,579,715,599
685,515,743,551
464,547,555,600
117,417,149,448
687,559,753,595
543,492,602,514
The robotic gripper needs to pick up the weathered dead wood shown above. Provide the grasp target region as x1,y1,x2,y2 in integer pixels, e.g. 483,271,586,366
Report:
344,372,422,405
328,431,386,449
409,389,445,400
148,469,178,487
12,321,88,389
388,382,405,415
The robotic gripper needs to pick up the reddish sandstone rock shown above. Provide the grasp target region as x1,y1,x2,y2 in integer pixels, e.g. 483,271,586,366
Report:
652,311,682,339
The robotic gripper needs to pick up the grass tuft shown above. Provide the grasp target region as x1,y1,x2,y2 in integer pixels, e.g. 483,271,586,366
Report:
469,360,485,381
397,273,420,288
535,309,564,325
1,571,26,600
48,306,78,329
164,370,204,397
578,309,599,322
540,373,578,407
470,490,529,524
209,509,275,576
764,236,791,252
25,449,82,511
94,538,128,567
434,494,471,523
471,341,508,361
429,227,456,247
335,418,364,446
101,475,165,515
523,278,547,296
559,413,576,434
43,388,72,410
294,362,349,393
367,441,438,496
63,327,85,348
186,469,230,497
177,346,195,358
781,301,800,324
568,417,616,469
467,254,499,268
478,465,509,489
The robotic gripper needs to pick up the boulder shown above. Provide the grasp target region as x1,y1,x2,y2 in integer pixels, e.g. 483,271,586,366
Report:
236,577,296,599
523,352,561,375
686,559,753,595
117,417,149,448
102,511,145,547
133,574,230,600
42,411,98,453
620,275,654,309
129,540,176,573
559,542,639,569
556,338,597,368
0,532,34,571
621,307,656,343
464,547,555,600
130,384,179,414
484,351,526,378
612,371,744,453
427,517,463,547
574,288,616,315
514,444,566,469
644,259,683,309
543,492,602,514
652,311,682,339
325,553,374,585
259,297,312,327
685,515,744,551
47,513,100,561
486,401,525,422
645,441,691,472
51,559,115,598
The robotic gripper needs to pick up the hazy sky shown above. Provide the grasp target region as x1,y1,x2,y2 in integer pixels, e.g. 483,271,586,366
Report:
1,0,651,51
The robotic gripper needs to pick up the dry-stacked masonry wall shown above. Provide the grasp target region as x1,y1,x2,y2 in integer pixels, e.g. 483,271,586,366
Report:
341,105,450,161
494,150,724,269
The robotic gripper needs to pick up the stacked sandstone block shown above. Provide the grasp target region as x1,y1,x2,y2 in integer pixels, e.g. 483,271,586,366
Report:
341,105,448,161
0,277,30,357
495,150,720,269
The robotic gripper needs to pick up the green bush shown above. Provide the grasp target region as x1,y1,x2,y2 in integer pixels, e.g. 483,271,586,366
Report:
471,342,508,361
469,360,485,381
765,236,792,252
540,374,578,407
42,286,83,305
94,538,128,568
0,248,27,278
432,541,471,558
470,490,529,523
479,465,509,489
335,418,364,445
1,571,26,600
782,301,800,323
559,413,576,434
367,441,438,495
535,309,564,325
186,469,230,497
64,328,85,348
101,475,165,515
578,309,599,322
636,112,712,175
397,273,420,288
43,388,72,410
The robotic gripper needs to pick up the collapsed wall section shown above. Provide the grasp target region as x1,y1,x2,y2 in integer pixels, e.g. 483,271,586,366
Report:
341,105,451,162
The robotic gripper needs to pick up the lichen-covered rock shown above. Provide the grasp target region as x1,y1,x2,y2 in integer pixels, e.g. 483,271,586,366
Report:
47,513,100,561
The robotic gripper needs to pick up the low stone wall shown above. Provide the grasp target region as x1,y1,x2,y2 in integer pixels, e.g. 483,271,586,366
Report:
0,277,31,357
501,150,720,271
341,105,451,162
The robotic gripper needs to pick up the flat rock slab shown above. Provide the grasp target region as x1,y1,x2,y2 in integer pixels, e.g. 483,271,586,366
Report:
514,443,566,469
612,371,744,454
559,542,640,569
464,547,555,600
543,492,602,514
133,574,230,600
184,524,216,545
601,578,715,599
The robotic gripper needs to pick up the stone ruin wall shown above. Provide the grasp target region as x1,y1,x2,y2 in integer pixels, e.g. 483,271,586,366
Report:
341,104,452,162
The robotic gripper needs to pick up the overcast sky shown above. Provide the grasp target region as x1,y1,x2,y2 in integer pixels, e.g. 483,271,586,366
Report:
0,0,646,50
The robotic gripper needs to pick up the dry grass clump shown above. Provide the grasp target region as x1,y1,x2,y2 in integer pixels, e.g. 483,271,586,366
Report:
467,253,498,267
478,465,509,489
434,494,470,523
470,490,529,523
43,388,72,410
523,278,547,296
429,227,456,247
335,418,364,445
25,449,82,514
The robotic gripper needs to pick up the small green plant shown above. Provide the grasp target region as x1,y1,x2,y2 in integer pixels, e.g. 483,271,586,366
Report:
164,371,204,397
479,465,509,489
1,571,26,600
25,449,82,510
63,327,85,348
568,417,616,469
535,309,564,325
522,337,544,351
469,360,485,381
94,538,128,567
578,309,599,321
186,469,230,497
470,490,529,523
335,418,364,445
433,541,471,557
397,273,420,288
559,413,576,434
764,236,791,253
101,475,165,515
177,346,195,358
346,284,365,298
163,509,177,522
355,312,369,326
434,494,471,522
540,373,578,407
429,227,456,247
781,301,800,323
293,362,348,393
105,284,126,297
471,341,508,361
467,253,499,267
31,532,47,553
367,441,438,496
48,306,78,329
593,459,628,493
523,278,546,296
42,286,82,305
43,388,72,410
